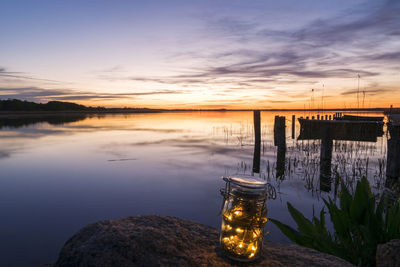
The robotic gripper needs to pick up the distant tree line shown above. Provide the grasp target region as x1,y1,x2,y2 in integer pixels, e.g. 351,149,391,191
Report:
0,99,106,111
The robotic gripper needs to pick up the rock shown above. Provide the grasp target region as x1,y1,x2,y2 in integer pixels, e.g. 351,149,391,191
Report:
51,215,353,267
376,239,400,267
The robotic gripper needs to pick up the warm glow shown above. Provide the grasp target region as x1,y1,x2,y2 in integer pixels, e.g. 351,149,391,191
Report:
221,198,268,261
234,210,242,216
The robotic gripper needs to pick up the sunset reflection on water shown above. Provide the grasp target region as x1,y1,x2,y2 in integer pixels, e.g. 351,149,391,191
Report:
0,111,388,266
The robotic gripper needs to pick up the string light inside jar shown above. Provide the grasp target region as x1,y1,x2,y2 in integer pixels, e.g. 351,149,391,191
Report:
219,175,275,262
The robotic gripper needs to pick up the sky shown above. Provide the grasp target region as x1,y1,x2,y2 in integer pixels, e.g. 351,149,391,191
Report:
0,0,399,109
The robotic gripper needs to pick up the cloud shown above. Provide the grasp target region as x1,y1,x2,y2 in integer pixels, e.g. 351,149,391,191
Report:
157,1,397,87
0,87,187,102
0,151,10,159
365,51,400,62
68,0,398,105
340,87,395,96
291,0,400,48
108,1,397,90
268,100,293,103
205,17,258,42
0,67,61,83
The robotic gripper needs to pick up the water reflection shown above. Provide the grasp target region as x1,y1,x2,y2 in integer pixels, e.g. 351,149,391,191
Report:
0,114,87,129
319,125,333,192
385,122,400,204
0,111,393,267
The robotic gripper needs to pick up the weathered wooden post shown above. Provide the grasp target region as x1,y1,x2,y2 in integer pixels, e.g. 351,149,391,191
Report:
292,115,295,139
274,116,286,179
320,124,333,192
386,125,400,179
274,116,286,147
252,110,261,174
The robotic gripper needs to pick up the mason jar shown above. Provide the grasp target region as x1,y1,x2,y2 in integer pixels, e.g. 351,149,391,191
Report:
219,175,271,262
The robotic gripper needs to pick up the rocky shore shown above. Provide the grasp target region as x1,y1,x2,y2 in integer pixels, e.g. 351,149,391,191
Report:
39,215,358,266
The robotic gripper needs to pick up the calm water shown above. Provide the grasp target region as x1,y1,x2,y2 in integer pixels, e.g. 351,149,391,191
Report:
0,111,388,266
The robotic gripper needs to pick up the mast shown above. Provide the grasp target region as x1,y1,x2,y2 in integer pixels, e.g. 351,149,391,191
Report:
321,83,324,116
357,73,360,110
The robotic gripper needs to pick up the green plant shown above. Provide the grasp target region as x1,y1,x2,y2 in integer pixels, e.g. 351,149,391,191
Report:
270,177,400,266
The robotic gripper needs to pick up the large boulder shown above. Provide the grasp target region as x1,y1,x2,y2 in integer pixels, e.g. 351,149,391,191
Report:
376,239,400,267
52,215,353,267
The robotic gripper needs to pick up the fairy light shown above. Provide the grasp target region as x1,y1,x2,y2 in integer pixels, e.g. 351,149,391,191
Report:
234,210,242,216
221,204,267,260
220,176,273,262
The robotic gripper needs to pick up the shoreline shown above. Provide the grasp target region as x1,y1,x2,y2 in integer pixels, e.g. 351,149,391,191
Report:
0,108,388,117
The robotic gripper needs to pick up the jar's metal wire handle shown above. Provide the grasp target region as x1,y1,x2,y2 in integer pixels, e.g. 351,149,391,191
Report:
266,183,277,200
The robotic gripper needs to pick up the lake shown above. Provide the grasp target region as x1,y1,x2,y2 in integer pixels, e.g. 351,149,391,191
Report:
0,111,389,266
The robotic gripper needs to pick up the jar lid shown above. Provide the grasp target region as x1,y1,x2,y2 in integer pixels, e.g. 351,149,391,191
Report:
224,175,267,189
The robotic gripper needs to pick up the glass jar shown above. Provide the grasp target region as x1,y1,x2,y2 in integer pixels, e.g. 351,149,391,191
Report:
219,175,273,262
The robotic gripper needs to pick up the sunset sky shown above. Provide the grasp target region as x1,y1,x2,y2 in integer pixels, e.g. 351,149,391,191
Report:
0,0,399,109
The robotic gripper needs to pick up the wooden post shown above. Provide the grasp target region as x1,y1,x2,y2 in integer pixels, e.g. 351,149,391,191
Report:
312,116,315,120
292,115,295,139
329,115,332,120
317,114,320,120
386,126,400,179
325,115,328,120
274,116,286,147
320,125,333,192
274,116,286,179
252,110,261,174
